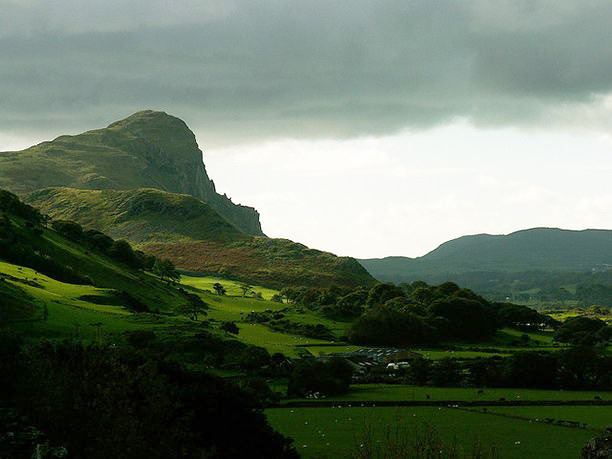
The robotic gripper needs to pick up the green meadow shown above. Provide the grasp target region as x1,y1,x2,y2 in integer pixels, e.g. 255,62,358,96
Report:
180,274,279,300
295,384,612,403
266,406,600,459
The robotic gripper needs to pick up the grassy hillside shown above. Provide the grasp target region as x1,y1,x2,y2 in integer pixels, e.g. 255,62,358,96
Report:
0,190,195,316
0,110,263,235
28,187,243,243
27,187,375,288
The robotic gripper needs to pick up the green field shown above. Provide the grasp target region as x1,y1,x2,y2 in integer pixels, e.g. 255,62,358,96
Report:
295,384,612,403
266,406,598,459
181,274,279,300
2,261,198,342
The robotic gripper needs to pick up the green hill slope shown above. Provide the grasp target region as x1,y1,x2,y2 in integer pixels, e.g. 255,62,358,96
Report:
27,187,375,289
0,189,192,320
27,187,244,244
0,110,263,235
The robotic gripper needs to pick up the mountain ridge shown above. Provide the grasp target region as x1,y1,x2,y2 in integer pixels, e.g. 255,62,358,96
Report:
359,227,612,282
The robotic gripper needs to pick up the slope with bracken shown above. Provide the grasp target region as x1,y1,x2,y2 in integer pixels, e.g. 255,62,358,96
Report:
27,187,374,288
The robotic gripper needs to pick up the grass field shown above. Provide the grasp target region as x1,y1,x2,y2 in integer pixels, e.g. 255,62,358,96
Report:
1,260,196,343
266,406,598,459
296,384,612,403
180,274,279,300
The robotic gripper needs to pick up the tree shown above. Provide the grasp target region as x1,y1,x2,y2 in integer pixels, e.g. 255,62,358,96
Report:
348,306,432,346
221,321,239,334
366,283,405,307
3,339,299,458
179,296,208,321
430,358,461,386
503,352,558,388
153,259,180,283
51,220,83,240
239,283,254,297
238,346,271,372
108,240,140,268
213,282,227,296
428,297,498,341
554,317,608,345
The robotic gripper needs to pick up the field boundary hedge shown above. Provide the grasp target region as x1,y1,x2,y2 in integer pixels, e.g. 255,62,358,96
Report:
278,400,612,408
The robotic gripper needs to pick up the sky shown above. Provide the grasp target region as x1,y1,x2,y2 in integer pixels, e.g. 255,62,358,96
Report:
1,0,611,258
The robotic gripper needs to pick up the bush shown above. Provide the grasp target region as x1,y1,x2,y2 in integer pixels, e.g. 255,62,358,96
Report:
51,220,84,240
108,240,140,268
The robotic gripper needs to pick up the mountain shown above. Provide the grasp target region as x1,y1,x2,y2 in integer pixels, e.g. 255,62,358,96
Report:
0,110,263,235
27,187,375,289
359,228,612,299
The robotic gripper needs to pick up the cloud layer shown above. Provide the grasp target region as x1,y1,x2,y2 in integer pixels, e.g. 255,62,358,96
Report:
3,0,612,143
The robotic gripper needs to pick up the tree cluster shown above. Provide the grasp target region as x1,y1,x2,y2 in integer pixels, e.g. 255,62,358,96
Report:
554,316,611,345
0,332,298,459
350,282,555,346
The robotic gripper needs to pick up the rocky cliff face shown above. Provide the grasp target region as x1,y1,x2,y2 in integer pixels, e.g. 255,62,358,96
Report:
0,110,263,235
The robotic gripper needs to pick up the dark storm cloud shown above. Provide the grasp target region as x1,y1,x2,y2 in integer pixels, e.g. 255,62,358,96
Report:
2,0,612,143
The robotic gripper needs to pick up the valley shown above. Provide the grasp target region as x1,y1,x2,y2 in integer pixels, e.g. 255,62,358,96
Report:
0,114,610,459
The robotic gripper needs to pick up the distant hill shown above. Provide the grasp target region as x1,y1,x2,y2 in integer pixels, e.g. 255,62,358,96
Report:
359,228,612,299
361,228,612,280
0,110,263,235
28,187,375,289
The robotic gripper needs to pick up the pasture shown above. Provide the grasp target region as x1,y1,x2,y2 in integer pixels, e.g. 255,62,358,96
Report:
180,274,279,300
266,406,599,459
305,384,612,403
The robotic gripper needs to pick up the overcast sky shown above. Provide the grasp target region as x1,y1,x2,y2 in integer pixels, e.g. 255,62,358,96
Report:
2,0,612,257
